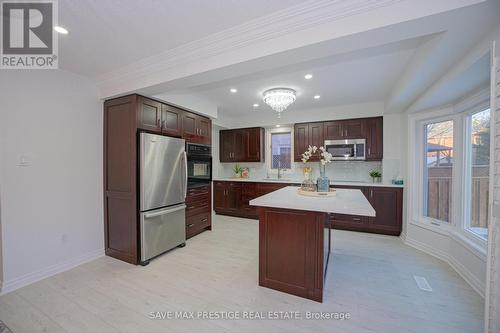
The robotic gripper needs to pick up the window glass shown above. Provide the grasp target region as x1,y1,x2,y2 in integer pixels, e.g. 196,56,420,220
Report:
424,120,454,223
271,133,291,169
467,109,490,239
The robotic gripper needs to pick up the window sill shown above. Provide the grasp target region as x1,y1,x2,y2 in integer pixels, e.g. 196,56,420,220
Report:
449,230,487,262
410,218,453,236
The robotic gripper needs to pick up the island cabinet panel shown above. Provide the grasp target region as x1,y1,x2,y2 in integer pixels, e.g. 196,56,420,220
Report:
186,184,211,239
219,127,264,162
258,207,330,302
293,122,324,161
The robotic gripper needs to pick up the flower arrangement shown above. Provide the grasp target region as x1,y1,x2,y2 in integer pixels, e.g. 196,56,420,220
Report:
301,145,333,165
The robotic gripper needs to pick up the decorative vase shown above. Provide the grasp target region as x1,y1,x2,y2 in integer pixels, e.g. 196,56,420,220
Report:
372,177,381,183
316,164,330,192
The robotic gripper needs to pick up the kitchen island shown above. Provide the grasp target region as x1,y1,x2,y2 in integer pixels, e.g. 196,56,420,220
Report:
250,186,375,302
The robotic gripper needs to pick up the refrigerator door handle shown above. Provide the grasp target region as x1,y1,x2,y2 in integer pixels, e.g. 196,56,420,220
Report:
144,204,187,219
183,151,188,198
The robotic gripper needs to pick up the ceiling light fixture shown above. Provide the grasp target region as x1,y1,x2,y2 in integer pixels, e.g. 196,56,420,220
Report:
54,26,69,34
314,95,321,99
263,88,296,118
304,74,313,80
230,88,237,93
253,103,259,108
276,124,281,128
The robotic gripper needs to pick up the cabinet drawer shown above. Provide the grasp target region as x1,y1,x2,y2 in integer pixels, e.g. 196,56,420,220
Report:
330,213,368,231
186,187,210,203
186,200,210,217
186,212,210,238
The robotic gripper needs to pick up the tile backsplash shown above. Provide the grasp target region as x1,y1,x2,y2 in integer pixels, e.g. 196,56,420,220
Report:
217,160,384,182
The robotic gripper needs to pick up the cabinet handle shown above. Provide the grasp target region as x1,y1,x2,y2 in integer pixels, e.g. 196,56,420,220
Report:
188,223,194,228
368,148,371,155
352,217,361,221
201,218,208,222
162,120,166,128
157,118,161,127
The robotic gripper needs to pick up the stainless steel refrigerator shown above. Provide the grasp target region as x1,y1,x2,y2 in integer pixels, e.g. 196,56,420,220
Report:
139,132,187,265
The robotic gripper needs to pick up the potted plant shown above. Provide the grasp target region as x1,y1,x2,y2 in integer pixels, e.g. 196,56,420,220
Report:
301,145,333,192
233,163,243,178
369,170,382,183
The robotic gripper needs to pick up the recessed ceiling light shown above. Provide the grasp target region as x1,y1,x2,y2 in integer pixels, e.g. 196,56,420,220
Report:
304,74,313,80
230,88,237,93
276,124,281,128
314,95,321,99
253,103,259,108
54,26,69,34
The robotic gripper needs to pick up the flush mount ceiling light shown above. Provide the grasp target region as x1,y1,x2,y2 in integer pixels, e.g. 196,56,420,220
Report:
253,103,259,108
304,74,313,80
54,26,68,34
262,88,296,118
314,95,321,99
229,88,237,93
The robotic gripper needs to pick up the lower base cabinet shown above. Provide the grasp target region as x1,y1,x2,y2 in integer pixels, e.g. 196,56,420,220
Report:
214,181,403,236
186,184,212,239
329,185,403,236
213,181,292,219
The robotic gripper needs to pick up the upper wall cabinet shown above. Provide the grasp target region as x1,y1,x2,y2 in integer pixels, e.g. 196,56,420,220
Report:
324,119,365,140
136,95,211,144
294,116,383,161
293,122,324,161
365,117,383,160
220,127,264,162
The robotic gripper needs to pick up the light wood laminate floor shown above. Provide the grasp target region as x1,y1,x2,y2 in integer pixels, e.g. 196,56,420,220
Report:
0,215,484,333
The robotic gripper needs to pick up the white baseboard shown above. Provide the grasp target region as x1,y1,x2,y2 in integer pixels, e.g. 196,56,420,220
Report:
403,236,450,262
403,236,485,298
448,255,485,298
0,248,104,295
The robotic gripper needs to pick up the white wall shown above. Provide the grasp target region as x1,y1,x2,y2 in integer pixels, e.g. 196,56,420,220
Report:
0,70,104,294
153,92,218,119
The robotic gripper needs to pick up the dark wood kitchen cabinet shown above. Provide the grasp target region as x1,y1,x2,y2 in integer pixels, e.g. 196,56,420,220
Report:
186,184,212,239
136,95,211,143
329,185,403,236
293,122,323,161
104,94,212,265
183,113,211,144
365,116,383,160
213,181,242,213
219,127,264,162
294,116,383,161
137,97,162,132
161,104,183,137
214,181,291,219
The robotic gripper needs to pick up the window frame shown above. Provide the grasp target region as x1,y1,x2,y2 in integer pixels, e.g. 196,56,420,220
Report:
408,91,491,251
460,105,490,246
266,127,294,173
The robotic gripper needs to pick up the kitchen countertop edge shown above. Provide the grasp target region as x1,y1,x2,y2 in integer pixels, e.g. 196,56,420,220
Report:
212,178,404,188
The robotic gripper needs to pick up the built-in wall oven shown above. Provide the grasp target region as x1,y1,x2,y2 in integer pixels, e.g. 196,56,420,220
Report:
324,139,366,160
186,143,212,188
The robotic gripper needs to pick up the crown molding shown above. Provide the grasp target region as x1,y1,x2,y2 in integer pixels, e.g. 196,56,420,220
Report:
96,0,402,96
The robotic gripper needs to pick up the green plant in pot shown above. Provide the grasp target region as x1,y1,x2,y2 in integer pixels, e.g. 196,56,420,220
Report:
369,170,382,183
233,163,243,178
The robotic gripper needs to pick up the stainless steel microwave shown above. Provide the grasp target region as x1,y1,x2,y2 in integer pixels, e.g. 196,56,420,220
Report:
324,139,366,160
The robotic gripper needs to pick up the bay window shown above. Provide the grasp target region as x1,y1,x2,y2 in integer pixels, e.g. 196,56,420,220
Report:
410,95,491,248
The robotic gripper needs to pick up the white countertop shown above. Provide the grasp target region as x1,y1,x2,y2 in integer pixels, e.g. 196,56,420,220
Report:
249,186,376,217
213,177,403,188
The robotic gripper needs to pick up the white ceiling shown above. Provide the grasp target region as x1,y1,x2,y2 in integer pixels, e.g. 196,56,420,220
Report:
58,0,303,77
180,37,425,116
